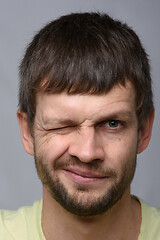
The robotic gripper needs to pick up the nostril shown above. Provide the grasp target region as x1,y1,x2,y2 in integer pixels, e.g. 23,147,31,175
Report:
68,144,104,163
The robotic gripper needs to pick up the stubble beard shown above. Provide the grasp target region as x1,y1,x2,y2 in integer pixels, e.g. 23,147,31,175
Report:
34,149,137,217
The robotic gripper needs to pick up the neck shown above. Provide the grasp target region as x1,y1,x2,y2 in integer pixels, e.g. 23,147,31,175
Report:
41,187,141,240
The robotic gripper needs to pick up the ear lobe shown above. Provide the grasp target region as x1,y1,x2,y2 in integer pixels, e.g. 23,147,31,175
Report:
137,108,155,154
17,110,34,156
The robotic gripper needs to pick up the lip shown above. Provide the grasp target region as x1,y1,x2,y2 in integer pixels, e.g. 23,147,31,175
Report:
62,167,107,184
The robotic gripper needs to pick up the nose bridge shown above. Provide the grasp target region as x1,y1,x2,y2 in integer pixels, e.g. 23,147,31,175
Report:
68,126,104,162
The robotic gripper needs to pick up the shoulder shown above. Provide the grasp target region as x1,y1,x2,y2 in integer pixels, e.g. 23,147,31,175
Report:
138,198,160,240
0,200,44,240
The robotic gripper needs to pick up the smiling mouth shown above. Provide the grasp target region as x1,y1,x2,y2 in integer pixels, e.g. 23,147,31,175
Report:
62,168,108,184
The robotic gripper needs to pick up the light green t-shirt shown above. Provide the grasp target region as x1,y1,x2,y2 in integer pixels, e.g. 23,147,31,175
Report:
0,198,160,239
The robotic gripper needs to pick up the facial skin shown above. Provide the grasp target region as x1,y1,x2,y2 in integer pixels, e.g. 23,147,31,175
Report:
18,82,154,217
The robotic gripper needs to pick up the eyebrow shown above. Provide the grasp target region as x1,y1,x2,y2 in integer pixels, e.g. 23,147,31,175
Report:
42,110,133,127
42,118,76,127
97,111,133,121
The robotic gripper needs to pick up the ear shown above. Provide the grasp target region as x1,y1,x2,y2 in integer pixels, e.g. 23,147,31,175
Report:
137,108,155,154
17,110,34,156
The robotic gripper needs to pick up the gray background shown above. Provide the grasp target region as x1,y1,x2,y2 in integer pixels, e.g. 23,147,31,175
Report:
0,0,160,210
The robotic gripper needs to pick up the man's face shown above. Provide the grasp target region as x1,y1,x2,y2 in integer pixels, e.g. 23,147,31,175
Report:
32,82,139,216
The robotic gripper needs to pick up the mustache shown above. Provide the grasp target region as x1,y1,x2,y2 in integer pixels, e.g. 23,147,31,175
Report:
53,156,116,177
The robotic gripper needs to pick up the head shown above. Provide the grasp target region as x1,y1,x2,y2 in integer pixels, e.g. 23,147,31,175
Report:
19,12,153,130
18,12,154,216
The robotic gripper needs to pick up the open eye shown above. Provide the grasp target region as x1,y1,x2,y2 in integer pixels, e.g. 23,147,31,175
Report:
97,119,124,131
107,120,121,128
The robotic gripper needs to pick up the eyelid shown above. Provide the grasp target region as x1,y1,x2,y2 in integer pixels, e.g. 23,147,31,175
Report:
46,125,77,132
108,120,123,126
97,119,124,129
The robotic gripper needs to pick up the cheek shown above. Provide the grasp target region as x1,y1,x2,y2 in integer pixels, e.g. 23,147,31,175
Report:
102,132,138,168
35,134,70,164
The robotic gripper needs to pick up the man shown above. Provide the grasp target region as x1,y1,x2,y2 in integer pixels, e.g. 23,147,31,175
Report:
0,12,159,239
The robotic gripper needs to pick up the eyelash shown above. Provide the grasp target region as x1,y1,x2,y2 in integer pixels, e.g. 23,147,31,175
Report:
97,120,125,132
104,120,123,128
46,125,76,133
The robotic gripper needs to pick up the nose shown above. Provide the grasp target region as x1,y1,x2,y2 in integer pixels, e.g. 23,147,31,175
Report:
68,127,104,163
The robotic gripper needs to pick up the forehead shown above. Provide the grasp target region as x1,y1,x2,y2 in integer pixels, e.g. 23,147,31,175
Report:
35,82,136,123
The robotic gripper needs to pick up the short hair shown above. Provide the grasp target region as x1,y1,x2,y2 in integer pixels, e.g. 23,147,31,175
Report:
19,12,153,129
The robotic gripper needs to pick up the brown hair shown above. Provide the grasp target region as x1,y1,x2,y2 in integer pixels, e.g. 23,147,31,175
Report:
19,12,153,128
